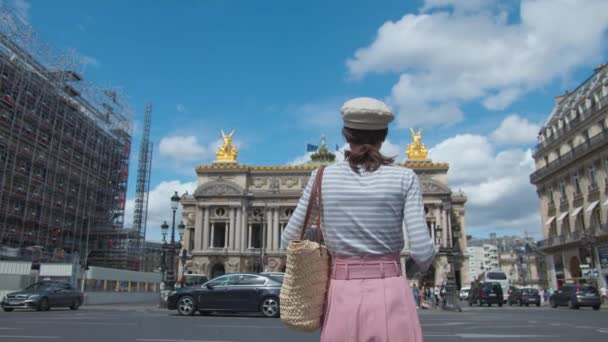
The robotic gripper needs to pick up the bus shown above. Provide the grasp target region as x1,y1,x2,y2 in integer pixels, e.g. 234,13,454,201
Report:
477,271,510,302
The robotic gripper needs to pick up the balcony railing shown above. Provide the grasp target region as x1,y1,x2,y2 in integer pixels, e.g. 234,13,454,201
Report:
531,130,608,184
538,223,608,250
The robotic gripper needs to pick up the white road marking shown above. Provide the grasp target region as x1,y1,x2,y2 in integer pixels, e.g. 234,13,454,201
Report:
0,328,21,330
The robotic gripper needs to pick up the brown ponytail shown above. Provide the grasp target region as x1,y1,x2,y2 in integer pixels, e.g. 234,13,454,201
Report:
342,127,395,172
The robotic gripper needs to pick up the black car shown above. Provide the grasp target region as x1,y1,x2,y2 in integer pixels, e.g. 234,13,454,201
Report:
468,282,504,307
508,287,541,307
549,284,601,310
1,281,83,312
167,273,282,318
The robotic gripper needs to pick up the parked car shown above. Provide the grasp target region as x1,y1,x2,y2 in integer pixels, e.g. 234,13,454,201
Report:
459,287,470,301
549,284,601,310
1,281,83,312
508,287,541,307
167,273,282,317
180,274,209,287
468,282,504,307
260,272,284,283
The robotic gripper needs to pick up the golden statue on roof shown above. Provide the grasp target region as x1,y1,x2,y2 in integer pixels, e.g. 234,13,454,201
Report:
215,130,238,163
406,128,429,160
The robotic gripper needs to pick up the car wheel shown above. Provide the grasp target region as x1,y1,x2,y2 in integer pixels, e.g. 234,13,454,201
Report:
37,297,50,312
260,297,280,318
499,302,503,307
488,303,492,307
177,296,196,316
592,305,600,311
69,299,81,310
536,303,540,307
2,308,13,312
468,300,473,307
568,300,579,310
525,303,529,307
550,299,557,309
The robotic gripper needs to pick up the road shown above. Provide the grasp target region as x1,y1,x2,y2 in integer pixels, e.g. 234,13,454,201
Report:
0,304,607,341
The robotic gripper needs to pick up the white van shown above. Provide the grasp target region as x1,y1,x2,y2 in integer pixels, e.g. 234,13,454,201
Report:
477,271,509,302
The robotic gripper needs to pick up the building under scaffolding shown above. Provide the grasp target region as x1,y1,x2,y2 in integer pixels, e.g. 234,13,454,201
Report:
0,8,138,269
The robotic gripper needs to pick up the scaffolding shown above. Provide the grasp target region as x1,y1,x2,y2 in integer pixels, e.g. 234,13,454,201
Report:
133,104,152,244
0,7,135,269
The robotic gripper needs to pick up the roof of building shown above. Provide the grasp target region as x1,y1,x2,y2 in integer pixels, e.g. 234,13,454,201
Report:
542,63,608,129
196,160,449,173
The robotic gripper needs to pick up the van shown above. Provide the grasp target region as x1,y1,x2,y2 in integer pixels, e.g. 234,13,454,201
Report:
477,271,509,302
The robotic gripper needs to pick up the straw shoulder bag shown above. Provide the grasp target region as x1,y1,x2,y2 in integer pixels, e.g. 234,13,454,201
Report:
280,166,330,332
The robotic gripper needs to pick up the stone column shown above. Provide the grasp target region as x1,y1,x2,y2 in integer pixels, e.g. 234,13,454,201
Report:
266,209,273,251
210,223,215,248
241,207,247,251
447,210,452,248
224,221,229,249
273,208,280,251
229,208,236,250
194,208,203,251
248,223,253,249
202,207,210,250
441,208,448,248
434,207,441,247
235,207,242,251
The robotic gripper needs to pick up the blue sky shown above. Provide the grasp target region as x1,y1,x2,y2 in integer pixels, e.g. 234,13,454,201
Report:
18,0,608,241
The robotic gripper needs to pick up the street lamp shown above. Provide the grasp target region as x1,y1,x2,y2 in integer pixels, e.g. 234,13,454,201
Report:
160,191,183,292
442,224,462,312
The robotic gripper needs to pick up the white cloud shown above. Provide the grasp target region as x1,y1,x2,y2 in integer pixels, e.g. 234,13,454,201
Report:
291,99,344,128
124,180,197,241
482,88,522,111
491,114,540,146
158,136,209,163
428,133,540,236
82,55,100,68
347,0,608,126
176,104,188,114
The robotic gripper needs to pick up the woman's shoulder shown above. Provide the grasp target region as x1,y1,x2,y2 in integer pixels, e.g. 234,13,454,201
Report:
382,164,417,177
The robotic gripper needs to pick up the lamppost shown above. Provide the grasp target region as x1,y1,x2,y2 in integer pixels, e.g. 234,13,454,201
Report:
580,230,597,284
442,224,462,312
160,191,185,291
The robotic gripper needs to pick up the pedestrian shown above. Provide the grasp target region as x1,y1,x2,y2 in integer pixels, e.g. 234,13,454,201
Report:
441,284,447,306
430,286,436,308
281,97,433,342
600,286,607,304
412,284,420,308
543,288,549,303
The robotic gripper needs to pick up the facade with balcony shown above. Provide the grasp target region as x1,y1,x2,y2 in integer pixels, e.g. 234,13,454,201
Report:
530,64,608,290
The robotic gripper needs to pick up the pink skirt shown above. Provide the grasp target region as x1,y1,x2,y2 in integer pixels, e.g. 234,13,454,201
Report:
320,255,423,342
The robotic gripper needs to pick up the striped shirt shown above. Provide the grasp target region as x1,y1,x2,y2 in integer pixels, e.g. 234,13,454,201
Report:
281,161,435,271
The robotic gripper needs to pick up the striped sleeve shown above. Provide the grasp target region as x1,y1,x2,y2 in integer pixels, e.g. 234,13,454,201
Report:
280,169,318,249
403,170,435,272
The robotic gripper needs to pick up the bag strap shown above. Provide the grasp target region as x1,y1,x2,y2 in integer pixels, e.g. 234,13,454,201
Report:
299,166,326,240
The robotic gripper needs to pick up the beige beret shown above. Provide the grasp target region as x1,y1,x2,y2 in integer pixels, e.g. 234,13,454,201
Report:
341,97,394,130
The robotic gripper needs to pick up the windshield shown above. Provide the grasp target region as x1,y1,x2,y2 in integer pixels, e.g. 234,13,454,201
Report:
487,272,507,280
522,288,538,294
581,285,597,294
24,282,54,291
